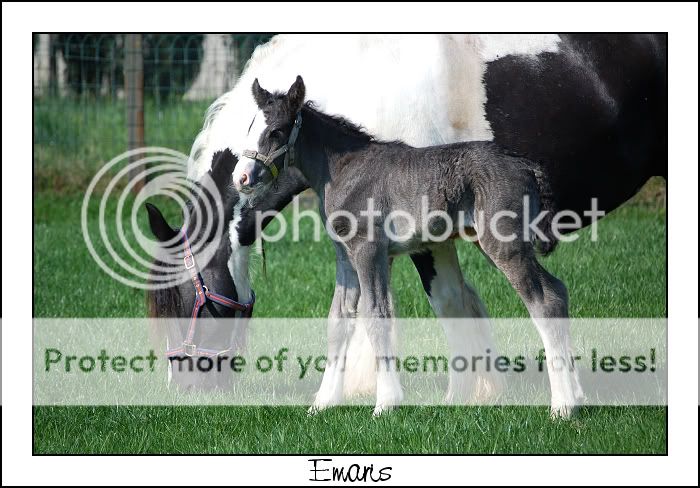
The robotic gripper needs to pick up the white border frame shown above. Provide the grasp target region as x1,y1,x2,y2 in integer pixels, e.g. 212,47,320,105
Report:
4,2,698,486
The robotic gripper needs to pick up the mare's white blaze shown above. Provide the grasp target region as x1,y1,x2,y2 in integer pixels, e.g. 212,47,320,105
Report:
227,201,252,303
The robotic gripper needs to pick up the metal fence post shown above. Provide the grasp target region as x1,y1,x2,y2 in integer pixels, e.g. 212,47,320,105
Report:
124,34,145,193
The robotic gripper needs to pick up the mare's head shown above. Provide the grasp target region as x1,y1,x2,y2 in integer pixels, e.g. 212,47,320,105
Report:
146,149,248,391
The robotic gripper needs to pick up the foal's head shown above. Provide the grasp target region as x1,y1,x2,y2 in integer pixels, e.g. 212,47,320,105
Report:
233,75,306,195
146,150,248,391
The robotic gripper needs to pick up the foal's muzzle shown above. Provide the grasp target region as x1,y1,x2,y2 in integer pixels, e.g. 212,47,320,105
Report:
234,158,270,193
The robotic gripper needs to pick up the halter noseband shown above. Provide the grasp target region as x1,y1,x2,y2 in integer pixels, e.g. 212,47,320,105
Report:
165,231,255,358
241,111,302,179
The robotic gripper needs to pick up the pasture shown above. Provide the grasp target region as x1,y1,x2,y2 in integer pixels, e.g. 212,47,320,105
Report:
33,57,668,451
33,179,666,453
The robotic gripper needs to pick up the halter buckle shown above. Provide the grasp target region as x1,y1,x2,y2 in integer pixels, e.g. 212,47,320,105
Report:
242,149,258,160
183,342,197,357
184,254,195,270
241,111,302,179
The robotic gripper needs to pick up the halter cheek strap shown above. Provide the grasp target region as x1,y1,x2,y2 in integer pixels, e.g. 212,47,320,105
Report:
165,231,255,358
242,111,302,179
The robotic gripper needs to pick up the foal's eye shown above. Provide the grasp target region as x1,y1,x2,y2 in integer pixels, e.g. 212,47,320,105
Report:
271,129,285,139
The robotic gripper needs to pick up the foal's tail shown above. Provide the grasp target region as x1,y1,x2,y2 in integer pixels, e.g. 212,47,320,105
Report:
530,164,559,256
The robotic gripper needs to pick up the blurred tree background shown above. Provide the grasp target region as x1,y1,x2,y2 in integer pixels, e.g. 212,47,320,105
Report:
33,33,272,100
33,33,273,192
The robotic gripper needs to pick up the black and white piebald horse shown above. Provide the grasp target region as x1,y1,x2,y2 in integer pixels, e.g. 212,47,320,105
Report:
187,34,666,408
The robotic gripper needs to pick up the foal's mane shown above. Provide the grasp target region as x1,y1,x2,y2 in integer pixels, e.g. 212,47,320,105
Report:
303,101,375,143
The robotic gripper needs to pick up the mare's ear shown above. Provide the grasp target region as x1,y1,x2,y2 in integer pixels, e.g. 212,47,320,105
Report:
210,149,238,190
252,78,273,108
146,203,178,243
287,75,305,111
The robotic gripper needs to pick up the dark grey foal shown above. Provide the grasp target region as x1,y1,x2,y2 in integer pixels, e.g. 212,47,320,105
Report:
234,76,584,417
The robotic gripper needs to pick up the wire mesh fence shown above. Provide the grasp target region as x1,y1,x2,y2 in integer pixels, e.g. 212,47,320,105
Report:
33,33,273,192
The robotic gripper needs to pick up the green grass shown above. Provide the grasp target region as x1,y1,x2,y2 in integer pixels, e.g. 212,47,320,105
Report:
34,405,665,454
33,190,667,454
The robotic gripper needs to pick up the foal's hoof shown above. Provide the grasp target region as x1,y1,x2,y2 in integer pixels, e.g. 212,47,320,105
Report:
372,404,397,417
307,405,324,416
308,401,337,416
549,403,580,420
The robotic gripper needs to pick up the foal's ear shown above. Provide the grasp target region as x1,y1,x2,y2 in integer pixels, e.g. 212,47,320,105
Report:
146,203,178,243
287,75,305,111
252,78,273,108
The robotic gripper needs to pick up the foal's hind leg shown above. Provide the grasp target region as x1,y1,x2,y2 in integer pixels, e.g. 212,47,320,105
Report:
479,228,584,418
411,242,503,403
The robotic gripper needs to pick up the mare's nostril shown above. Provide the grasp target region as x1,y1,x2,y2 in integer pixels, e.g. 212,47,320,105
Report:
239,173,248,186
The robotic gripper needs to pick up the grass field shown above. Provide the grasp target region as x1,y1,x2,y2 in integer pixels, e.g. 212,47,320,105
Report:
33,190,667,454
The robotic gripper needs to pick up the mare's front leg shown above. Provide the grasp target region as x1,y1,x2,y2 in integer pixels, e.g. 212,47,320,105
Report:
353,241,403,416
411,242,504,404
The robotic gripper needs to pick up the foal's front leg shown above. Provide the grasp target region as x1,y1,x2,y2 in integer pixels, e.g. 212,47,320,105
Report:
310,243,360,413
353,241,403,416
